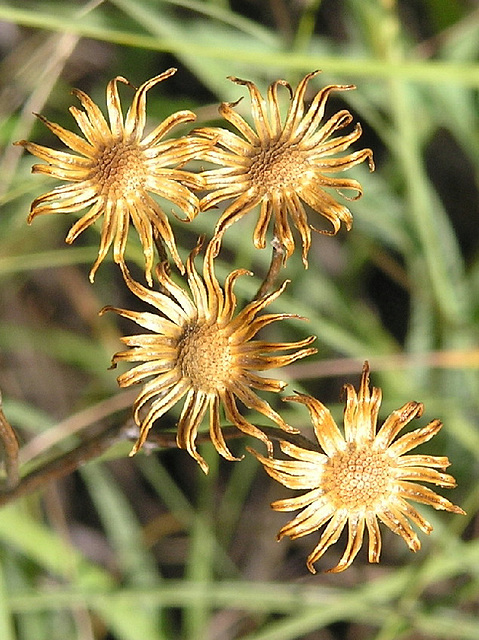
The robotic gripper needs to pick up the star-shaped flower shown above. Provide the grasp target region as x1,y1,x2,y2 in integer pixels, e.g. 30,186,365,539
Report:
102,238,317,473
195,71,374,266
16,68,207,283
249,362,465,573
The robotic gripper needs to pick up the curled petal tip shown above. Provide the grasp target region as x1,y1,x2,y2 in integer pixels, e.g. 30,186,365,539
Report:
306,560,318,575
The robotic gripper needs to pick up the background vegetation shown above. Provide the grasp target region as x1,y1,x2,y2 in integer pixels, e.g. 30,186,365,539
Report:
0,0,478,638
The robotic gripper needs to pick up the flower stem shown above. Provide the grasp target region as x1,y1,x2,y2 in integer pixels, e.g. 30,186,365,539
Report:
254,236,286,300
0,393,19,491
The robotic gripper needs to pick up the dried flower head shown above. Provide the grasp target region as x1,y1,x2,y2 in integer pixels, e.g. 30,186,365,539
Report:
16,68,207,283
195,71,374,266
249,362,465,573
102,238,317,473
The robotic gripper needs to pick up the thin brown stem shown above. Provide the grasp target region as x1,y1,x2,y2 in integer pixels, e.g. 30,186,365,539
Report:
145,424,316,453
0,392,19,490
0,418,316,507
254,236,286,300
0,422,124,508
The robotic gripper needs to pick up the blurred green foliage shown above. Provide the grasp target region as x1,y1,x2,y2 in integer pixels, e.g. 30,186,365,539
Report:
0,1,478,638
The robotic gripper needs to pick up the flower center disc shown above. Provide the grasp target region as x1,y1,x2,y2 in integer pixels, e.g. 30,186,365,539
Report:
178,324,232,393
324,444,392,511
96,143,145,195
248,143,308,192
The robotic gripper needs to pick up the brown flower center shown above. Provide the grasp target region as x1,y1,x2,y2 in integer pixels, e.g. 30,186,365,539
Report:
324,443,392,511
248,142,309,193
178,323,232,393
95,143,145,195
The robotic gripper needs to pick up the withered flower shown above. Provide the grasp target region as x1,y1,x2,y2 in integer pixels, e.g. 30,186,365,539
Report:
195,71,374,266
102,238,317,473
249,362,465,573
16,68,206,283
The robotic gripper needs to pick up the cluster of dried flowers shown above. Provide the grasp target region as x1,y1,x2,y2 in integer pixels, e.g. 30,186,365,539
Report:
17,68,464,573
